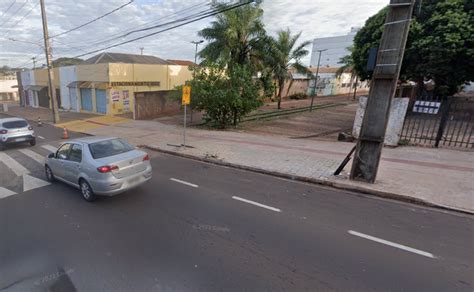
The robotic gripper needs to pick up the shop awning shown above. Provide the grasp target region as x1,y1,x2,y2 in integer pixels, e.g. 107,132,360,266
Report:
67,81,108,89
24,85,47,91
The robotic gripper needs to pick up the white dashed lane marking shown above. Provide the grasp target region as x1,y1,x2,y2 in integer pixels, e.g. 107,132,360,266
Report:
170,178,199,188
348,230,437,259
232,196,281,212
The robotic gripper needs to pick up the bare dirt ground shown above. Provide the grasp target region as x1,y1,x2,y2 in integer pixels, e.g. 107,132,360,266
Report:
155,94,361,141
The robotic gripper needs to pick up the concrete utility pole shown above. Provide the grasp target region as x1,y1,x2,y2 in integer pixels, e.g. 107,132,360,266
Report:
310,49,327,111
350,0,415,183
39,0,60,123
32,57,37,69
140,47,144,55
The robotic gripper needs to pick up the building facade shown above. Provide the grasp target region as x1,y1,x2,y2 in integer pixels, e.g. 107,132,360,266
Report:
18,52,193,118
310,27,359,68
0,73,19,101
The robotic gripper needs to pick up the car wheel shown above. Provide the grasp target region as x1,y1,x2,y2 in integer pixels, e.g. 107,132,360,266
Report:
79,179,96,202
30,138,36,146
45,165,55,182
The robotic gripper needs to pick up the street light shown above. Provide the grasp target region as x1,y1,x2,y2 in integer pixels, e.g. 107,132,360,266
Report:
310,48,327,112
190,40,203,123
191,40,204,77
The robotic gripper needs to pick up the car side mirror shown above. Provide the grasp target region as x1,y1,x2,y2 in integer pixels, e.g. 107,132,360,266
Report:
48,153,55,159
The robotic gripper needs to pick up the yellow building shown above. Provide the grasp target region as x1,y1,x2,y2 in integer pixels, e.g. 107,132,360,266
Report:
20,52,193,118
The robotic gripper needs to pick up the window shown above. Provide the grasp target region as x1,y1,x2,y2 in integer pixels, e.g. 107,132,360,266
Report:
56,144,72,160
68,144,83,163
2,120,28,129
89,139,134,159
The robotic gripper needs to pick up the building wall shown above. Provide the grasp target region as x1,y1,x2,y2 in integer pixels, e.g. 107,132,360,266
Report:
20,70,38,107
59,66,78,110
310,28,358,68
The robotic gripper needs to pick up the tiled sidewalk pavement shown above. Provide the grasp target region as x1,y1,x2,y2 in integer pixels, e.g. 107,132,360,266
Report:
86,119,474,214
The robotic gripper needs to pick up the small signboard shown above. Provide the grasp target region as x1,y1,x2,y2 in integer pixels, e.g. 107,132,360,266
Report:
413,100,441,114
111,90,121,103
182,85,191,105
123,90,130,111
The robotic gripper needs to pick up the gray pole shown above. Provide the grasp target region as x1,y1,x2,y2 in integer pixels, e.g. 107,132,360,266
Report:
190,40,203,123
310,49,326,112
32,57,37,69
350,0,415,183
183,104,187,147
39,0,60,123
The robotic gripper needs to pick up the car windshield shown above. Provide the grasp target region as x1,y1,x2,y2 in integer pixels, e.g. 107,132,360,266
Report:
3,120,28,129
88,138,134,159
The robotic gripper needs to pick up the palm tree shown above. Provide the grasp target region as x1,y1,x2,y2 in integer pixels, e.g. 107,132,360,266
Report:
336,46,359,100
198,1,266,70
266,29,311,109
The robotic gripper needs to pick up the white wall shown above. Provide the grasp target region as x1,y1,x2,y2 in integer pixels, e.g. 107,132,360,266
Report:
20,70,38,107
0,79,17,93
310,30,357,68
59,66,77,110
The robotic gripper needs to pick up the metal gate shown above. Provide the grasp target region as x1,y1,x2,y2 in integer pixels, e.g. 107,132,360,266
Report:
401,96,473,148
80,88,93,112
95,89,107,114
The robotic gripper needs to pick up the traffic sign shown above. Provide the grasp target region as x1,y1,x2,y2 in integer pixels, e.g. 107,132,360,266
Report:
182,85,191,105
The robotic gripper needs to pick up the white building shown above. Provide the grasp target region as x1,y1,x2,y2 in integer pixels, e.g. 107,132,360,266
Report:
0,74,19,101
310,27,359,68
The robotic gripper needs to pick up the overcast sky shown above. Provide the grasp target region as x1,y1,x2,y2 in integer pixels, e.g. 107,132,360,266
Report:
0,0,387,68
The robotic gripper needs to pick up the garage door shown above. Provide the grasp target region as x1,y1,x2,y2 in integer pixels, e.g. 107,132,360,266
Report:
69,87,78,111
80,88,93,112
95,89,107,114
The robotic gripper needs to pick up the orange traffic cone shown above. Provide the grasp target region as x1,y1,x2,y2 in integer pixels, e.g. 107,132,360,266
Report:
62,127,69,139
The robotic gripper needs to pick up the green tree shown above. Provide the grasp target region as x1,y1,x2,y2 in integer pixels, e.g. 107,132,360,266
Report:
352,0,474,96
265,29,311,109
172,64,262,128
198,1,266,70
52,57,83,67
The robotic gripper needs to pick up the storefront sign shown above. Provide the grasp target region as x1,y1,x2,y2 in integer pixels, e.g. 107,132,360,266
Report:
110,81,160,87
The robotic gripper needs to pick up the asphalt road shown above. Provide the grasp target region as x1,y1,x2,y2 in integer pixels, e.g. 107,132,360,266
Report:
0,116,473,291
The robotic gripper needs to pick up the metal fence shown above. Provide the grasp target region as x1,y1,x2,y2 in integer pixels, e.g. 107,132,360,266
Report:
400,95,473,148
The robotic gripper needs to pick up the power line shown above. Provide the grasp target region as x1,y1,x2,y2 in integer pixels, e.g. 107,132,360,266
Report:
63,1,210,48
2,1,39,37
48,0,134,39
80,3,214,49
73,1,253,59
0,0,17,18
0,0,28,27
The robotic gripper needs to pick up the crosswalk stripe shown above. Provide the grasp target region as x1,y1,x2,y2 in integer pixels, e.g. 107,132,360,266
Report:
0,152,29,176
23,174,50,192
0,187,16,199
19,149,45,164
41,144,58,153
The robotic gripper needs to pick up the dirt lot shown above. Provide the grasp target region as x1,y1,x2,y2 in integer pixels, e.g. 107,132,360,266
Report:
156,94,360,141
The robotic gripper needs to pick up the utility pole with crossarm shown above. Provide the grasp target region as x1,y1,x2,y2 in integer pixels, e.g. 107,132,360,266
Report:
39,0,60,123
350,0,415,183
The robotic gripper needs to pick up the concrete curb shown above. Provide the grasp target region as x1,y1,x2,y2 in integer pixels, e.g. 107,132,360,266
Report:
142,145,473,215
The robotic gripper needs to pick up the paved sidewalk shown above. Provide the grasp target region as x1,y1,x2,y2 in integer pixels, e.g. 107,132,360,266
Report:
84,119,474,214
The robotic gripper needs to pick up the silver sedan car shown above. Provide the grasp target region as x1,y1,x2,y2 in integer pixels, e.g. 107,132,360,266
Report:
45,136,152,201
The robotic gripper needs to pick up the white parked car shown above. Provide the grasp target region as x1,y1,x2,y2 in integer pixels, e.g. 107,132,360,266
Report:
0,117,36,150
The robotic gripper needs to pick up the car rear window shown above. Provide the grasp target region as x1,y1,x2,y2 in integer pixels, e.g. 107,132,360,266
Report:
2,120,28,129
88,139,134,159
